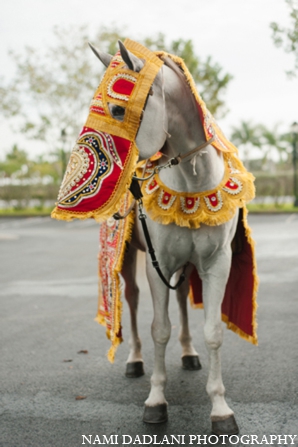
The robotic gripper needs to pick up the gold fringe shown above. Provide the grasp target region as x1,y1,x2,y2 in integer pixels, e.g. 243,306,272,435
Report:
155,51,238,154
51,144,139,223
139,153,255,229
241,206,259,345
95,194,135,362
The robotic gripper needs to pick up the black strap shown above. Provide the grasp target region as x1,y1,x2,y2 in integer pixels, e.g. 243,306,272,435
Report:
138,209,187,290
116,177,187,290
129,177,143,200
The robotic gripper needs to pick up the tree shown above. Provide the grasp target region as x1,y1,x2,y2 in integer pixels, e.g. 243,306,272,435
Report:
231,121,263,170
0,145,30,178
0,144,61,183
258,125,292,165
0,25,233,159
270,0,298,77
143,34,232,117
231,121,292,170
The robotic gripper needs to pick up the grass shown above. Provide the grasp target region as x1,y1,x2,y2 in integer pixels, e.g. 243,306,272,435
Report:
1,203,298,217
247,203,298,213
0,207,53,217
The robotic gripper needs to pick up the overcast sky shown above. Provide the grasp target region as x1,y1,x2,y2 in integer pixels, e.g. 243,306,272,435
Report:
1,0,297,158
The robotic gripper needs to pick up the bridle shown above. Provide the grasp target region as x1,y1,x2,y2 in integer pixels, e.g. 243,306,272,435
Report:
132,136,215,182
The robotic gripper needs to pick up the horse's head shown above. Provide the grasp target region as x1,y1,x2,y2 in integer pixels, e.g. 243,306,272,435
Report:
52,39,171,221
90,40,169,161
51,39,233,222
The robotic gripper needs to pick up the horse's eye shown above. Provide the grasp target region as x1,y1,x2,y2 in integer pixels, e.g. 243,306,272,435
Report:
108,104,125,122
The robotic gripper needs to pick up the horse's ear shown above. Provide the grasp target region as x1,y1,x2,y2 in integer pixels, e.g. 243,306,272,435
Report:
118,40,144,72
88,42,112,68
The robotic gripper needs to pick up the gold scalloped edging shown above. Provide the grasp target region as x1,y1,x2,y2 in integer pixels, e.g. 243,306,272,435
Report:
189,207,258,345
138,153,255,229
95,192,135,362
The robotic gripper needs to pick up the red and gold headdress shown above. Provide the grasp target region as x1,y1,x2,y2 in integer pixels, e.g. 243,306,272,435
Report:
51,39,239,222
51,40,163,222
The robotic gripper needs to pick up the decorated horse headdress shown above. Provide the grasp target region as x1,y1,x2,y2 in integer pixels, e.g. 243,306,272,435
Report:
51,39,238,222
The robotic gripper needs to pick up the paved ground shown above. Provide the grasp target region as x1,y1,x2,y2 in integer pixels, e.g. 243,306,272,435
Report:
0,214,298,447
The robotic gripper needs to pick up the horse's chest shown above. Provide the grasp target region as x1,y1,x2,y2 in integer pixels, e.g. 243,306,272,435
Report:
139,218,234,273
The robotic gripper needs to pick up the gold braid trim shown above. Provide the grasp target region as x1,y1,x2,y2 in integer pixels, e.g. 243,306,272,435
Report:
139,153,255,229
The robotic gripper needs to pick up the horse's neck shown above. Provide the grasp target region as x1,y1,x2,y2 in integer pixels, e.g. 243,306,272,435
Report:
158,68,224,193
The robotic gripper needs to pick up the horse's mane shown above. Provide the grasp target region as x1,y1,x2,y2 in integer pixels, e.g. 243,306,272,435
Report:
161,55,187,82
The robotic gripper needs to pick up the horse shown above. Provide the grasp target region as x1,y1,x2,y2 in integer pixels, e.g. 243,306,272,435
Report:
53,39,257,435
90,40,247,436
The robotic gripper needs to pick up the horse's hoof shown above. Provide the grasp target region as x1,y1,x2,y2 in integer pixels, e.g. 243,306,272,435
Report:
211,415,239,435
182,355,202,371
125,361,144,378
143,403,168,424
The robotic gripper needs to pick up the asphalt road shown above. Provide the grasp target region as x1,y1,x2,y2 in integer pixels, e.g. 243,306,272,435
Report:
0,214,297,447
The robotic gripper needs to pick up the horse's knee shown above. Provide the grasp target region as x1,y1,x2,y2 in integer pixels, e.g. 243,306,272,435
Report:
152,320,171,345
125,283,139,304
204,322,223,350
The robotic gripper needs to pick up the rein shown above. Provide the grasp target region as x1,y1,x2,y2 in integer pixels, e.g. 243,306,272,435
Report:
125,178,188,290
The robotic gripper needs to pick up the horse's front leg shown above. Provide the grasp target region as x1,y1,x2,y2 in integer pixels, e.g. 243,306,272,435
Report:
143,262,171,424
121,244,144,378
175,267,201,370
198,247,239,435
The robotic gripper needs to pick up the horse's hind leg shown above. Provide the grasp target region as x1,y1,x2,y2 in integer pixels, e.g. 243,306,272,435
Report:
121,244,144,378
175,268,201,371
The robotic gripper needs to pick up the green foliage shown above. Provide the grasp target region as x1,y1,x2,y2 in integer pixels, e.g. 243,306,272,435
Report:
0,25,233,158
231,121,292,169
0,145,30,177
143,34,232,117
254,171,294,201
0,144,62,183
0,184,59,210
270,0,298,77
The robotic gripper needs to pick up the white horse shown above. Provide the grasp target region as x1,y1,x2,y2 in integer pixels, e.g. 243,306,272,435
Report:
92,41,240,435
